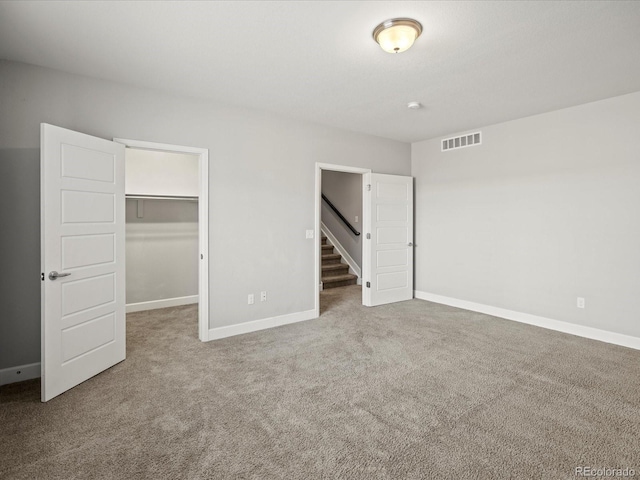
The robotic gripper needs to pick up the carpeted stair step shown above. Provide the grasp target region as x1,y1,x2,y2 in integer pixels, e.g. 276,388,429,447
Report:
322,273,358,289
322,263,350,276
322,253,342,265
320,235,358,288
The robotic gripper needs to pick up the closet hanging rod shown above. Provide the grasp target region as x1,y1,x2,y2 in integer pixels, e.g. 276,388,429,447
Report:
126,194,198,201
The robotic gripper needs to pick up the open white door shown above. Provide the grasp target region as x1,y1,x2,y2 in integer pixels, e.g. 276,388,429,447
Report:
41,124,125,402
363,173,414,307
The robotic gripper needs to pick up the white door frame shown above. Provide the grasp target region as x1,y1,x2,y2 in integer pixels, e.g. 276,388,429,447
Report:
314,163,371,316
114,138,210,342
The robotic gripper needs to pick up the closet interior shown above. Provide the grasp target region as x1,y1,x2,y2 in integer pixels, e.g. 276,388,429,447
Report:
125,148,200,314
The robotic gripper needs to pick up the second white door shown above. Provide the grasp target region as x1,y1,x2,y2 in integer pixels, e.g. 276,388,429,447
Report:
363,173,414,307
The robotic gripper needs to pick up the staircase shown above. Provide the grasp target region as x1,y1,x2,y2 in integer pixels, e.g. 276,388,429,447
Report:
321,235,358,289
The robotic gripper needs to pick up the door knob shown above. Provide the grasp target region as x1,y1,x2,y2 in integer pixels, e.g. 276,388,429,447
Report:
408,242,414,247
48,271,71,281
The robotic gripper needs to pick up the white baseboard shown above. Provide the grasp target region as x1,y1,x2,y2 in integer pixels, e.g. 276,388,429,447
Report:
126,295,198,313
0,362,41,386
208,309,317,341
321,222,361,278
414,291,640,351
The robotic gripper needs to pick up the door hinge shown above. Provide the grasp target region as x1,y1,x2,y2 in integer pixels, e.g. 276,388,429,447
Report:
366,281,371,288
366,184,371,191
41,272,45,281
366,233,371,239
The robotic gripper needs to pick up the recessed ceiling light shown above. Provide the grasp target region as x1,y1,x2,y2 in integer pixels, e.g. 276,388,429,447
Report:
373,18,423,53
407,102,422,109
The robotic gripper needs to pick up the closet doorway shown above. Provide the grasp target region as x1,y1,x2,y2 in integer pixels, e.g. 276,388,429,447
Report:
115,138,209,342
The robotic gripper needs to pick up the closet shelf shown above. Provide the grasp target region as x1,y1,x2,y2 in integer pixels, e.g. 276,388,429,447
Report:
126,194,198,201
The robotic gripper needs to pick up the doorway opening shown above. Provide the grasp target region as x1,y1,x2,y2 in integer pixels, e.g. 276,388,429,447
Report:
115,138,210,342
314,163,370,316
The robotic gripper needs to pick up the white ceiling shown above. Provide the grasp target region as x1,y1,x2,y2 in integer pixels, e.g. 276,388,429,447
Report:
1,1,640,143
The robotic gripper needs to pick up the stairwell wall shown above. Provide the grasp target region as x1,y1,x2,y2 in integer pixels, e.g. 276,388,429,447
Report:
321,171,363,269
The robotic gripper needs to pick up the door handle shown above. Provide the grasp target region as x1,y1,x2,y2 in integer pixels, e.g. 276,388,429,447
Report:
48,271,71,281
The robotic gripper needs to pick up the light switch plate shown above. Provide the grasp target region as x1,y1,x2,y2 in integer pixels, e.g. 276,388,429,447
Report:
306,230,314,239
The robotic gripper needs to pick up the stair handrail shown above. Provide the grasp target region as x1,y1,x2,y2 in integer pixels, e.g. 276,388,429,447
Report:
321,193,361,236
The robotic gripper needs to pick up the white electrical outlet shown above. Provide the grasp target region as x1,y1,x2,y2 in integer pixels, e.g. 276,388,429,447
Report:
261,291,267,302
248,294,254,305
306,230,314,239
577,297,585,309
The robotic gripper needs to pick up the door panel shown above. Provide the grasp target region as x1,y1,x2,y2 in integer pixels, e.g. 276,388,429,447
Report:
378,182,408,199
377,271,408,290
61,313,116,363
41,123,125,402
61,190,115,223
363,173,414,307
61,274,116,316
377,226,409,244
62,234,115,269
377,204,408,221
61,144,115,182
377,249,408,268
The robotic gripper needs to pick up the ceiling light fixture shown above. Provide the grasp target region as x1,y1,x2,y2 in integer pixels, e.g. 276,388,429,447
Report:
372,18,422,53
407,101,421,110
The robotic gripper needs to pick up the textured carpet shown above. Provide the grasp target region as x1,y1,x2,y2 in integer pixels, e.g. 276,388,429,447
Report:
1,285,639,479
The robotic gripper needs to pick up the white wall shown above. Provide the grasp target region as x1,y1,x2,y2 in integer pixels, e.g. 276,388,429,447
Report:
412,91,640,339
126,199,198,306
0,148,40,371
0,60,411,370
321,171,363,268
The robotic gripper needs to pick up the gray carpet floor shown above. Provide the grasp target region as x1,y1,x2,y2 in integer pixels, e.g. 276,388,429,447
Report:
1,285,639,479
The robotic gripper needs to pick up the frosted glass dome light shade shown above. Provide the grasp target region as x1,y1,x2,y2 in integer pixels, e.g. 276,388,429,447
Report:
373,18,422,53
